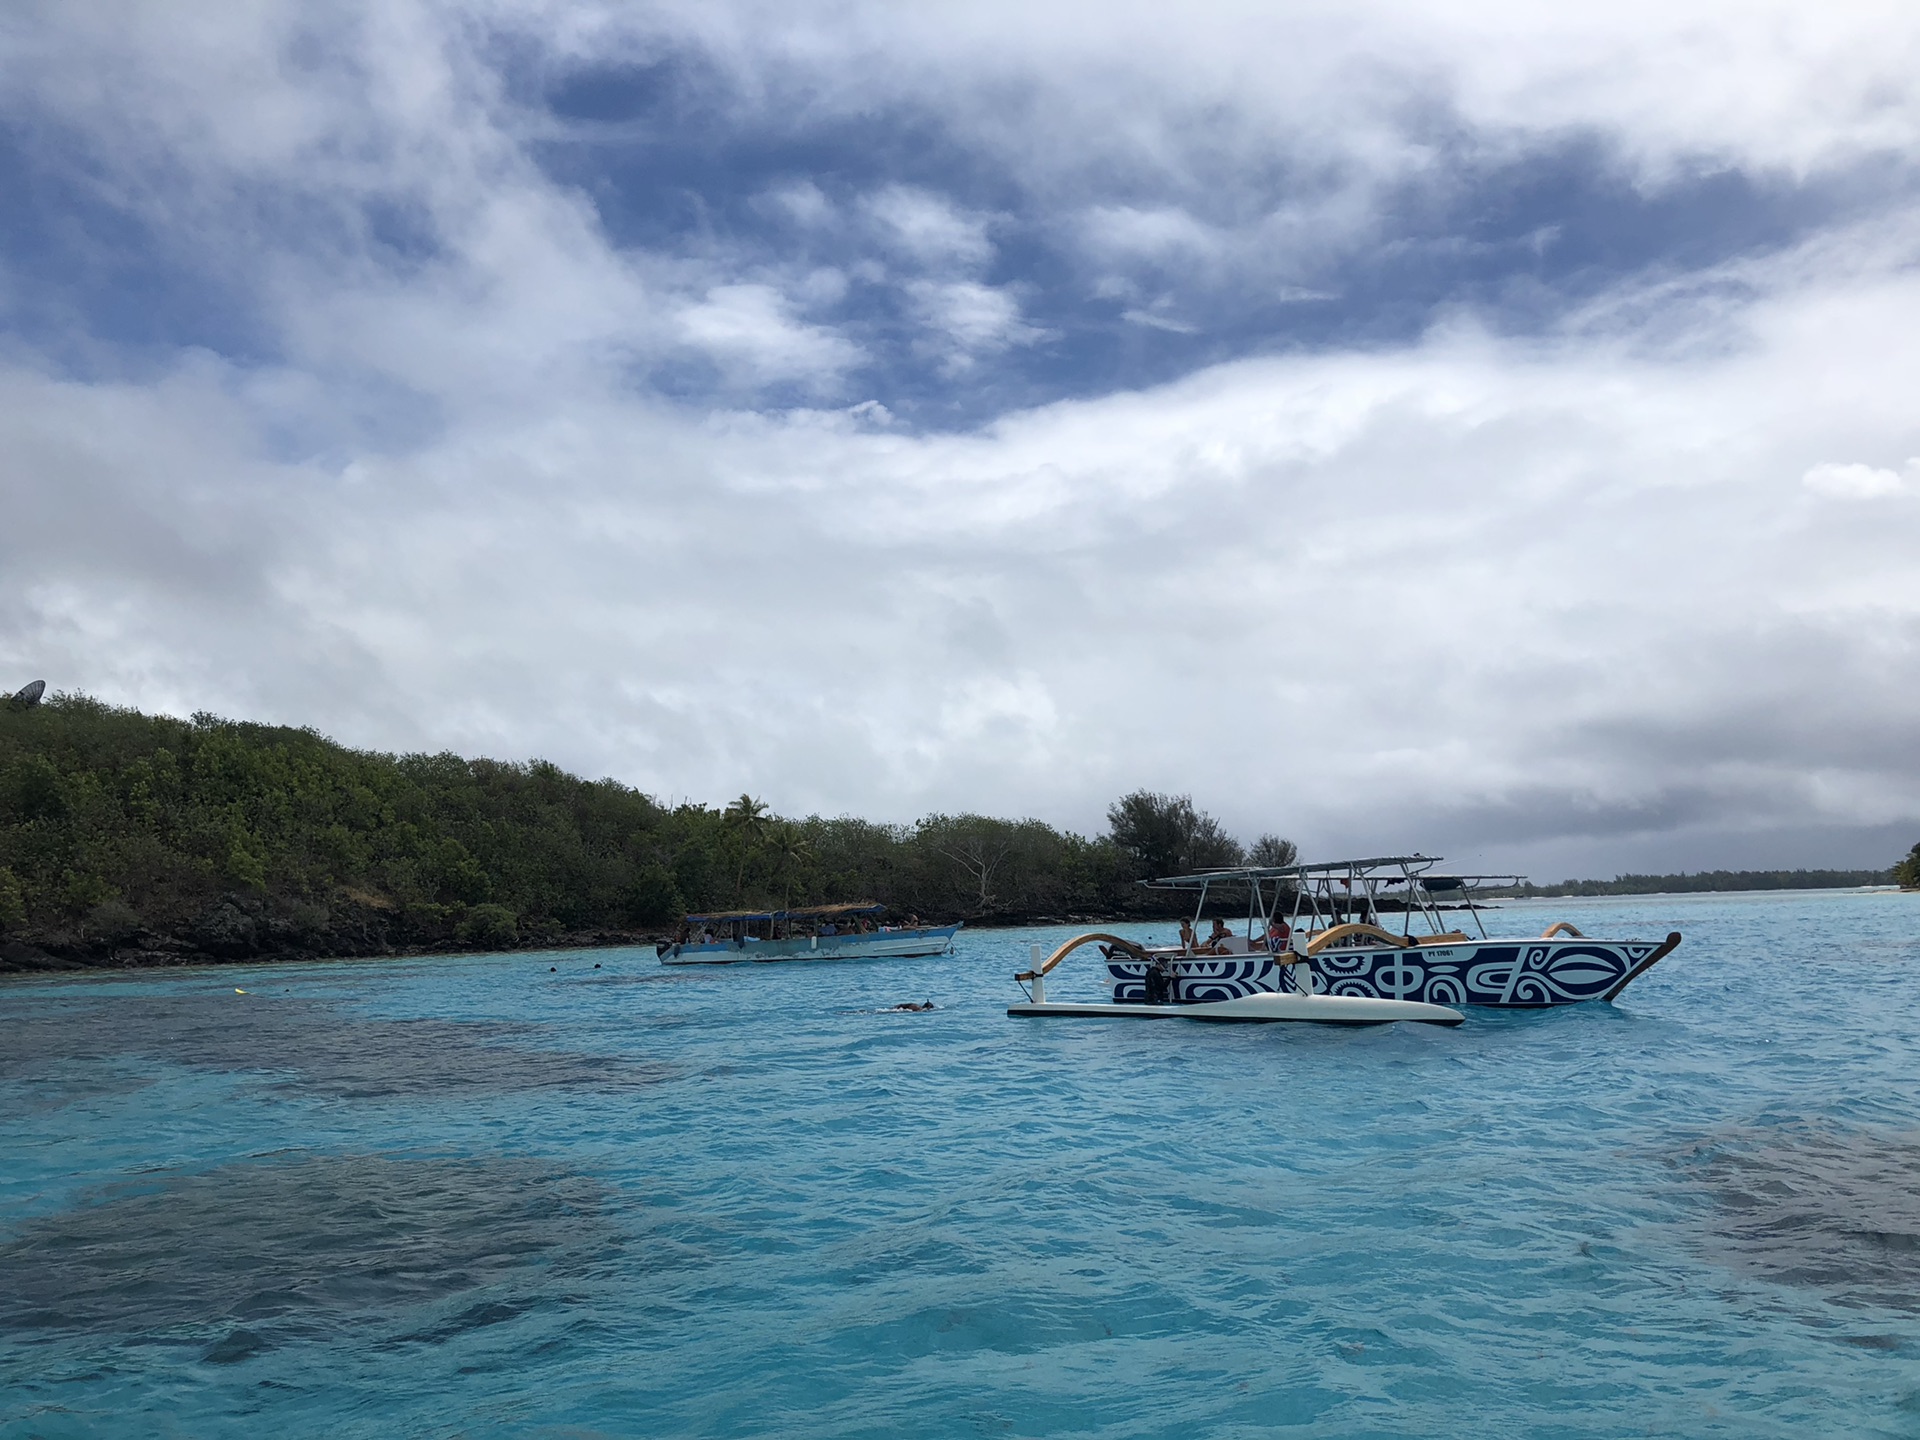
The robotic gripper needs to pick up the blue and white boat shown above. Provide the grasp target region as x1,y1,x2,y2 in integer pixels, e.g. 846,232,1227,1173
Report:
1011,855,1679,1017
1112,856,1678,1007
658,902,961,965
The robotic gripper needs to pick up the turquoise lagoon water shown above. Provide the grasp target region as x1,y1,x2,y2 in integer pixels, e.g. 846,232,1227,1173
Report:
5,890,1920,1438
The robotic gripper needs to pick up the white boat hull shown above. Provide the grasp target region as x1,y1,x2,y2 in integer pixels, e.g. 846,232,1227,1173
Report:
1008,991,1463,1026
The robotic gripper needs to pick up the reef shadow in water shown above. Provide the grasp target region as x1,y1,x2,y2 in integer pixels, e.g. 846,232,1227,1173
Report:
0,990,671,1100
0,1153,625,1360
1673,1120,1920,1315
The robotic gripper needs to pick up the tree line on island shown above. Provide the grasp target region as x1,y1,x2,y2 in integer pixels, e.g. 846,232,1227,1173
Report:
0,692,1289,968
1495,868,1901,897
0,690,1911,972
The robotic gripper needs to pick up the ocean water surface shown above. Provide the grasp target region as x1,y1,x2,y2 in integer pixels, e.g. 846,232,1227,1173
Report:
5,890,1920,1437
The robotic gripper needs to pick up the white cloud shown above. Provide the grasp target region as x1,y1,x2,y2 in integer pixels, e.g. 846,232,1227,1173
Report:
905,280,1048,368
599,0,1920,183
532,0,1920,305
862,186,996,270
676,283,865,389
765,180,834,229
1121,308,1200,334
1082,206,1224,263
1802,460,1913,499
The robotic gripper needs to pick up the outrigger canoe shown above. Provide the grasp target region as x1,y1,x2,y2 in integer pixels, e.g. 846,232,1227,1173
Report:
1008,855,1680,1023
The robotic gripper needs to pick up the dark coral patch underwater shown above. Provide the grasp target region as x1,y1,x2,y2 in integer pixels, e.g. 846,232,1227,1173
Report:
0,1153,623,1362
1674,1120,1920,1317
0,987,672,1101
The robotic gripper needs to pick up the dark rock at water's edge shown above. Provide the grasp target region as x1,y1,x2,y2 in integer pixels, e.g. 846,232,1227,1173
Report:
193,896,262,958
0,891,672,976
0,939,63,972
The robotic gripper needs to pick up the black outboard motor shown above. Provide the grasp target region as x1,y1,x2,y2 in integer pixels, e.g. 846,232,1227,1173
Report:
1144,956,1176,1006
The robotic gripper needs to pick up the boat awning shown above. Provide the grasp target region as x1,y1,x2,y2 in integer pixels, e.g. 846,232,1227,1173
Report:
683,902,886,923
782,901,884,918
1141,861,1530,891
1143,856,1441,889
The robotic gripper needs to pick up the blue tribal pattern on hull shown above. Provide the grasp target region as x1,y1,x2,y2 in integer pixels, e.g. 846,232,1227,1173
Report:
1108,941,1664,1008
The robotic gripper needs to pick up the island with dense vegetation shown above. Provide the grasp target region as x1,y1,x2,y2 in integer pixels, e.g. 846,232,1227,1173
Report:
0,690,1907,973
0,693,1279,971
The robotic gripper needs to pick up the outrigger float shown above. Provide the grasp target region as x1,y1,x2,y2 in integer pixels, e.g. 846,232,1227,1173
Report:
1009,855,1681,1025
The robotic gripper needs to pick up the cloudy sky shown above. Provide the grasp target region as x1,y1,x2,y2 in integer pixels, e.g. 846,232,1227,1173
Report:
4,1,1920,877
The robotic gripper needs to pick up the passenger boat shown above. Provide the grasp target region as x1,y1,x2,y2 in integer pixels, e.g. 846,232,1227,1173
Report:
658,902,961,965
1010,855,1680,1018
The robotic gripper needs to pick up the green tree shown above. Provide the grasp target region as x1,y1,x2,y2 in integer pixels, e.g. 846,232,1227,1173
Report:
921,813,1015,914
624,864,684,926
0,866,24,931
766,822,814,908
1249,834,1298,868
1106,790,1244,878
1896,842,1920,890
456,903,520,949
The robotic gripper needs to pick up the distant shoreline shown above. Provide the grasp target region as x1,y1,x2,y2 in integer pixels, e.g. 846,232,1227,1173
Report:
1488,868,1893,898
6,885,1911,978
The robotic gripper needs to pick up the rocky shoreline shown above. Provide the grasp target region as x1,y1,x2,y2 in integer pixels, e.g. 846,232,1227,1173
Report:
0,895,1155,976
0,890,670,976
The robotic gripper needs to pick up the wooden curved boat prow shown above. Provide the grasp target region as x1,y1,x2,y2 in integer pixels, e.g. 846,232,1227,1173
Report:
1016,932,1148,981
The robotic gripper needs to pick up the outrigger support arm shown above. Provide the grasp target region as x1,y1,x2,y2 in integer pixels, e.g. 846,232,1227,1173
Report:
1016,932,1150,982
1541,921,1586,938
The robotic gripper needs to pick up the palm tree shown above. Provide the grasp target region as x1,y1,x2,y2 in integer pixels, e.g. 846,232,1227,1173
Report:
767,822,814,908
723,795,771,900
723,794,770,836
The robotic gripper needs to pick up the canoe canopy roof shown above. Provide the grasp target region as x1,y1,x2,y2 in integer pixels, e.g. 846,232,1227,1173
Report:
1143,857,1529,890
